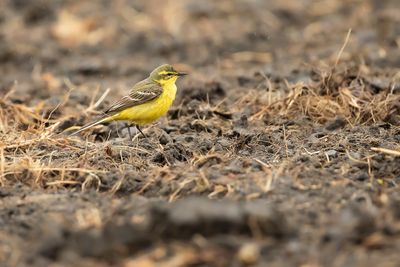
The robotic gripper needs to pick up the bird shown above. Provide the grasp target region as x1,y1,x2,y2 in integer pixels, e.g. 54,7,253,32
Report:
69,64,187,139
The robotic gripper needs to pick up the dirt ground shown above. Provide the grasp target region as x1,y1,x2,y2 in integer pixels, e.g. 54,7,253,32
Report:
0,0,400,266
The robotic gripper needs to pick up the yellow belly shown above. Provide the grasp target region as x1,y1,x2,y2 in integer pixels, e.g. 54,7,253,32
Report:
111,83,177,125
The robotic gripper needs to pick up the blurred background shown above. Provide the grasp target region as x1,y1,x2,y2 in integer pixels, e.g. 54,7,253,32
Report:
0,0,399,107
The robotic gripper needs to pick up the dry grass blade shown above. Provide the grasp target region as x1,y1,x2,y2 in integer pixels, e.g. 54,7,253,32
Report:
371,147,400,157
334,28,352,68
0,148,4,186
85,87,110,114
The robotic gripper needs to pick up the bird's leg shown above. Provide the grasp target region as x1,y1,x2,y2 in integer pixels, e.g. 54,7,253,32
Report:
136,125,147,138
126,123,133,140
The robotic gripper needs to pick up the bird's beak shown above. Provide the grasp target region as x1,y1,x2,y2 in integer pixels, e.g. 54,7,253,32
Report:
177,72,188,76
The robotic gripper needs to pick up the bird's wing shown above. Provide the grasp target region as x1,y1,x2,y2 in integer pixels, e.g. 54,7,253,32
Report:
104,80,163,115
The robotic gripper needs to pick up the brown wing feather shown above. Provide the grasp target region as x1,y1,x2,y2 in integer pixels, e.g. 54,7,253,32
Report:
104,80,163,115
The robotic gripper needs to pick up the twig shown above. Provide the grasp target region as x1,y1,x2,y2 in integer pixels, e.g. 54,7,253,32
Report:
371,147,400,157
46,180,81,186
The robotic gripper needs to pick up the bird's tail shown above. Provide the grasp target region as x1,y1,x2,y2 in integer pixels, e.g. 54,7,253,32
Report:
69,116,111,136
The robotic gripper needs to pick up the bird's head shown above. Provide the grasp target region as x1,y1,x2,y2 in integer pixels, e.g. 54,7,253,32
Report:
150,64,187,85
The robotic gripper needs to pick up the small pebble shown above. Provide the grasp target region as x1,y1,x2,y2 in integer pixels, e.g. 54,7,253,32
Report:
238,243,259,265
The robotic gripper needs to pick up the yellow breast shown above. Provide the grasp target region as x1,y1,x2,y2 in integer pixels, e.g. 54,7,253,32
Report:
114,82,177,125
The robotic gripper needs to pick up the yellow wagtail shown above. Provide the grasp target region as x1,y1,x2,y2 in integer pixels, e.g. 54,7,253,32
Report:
70,64,187,138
